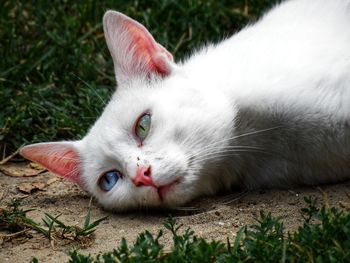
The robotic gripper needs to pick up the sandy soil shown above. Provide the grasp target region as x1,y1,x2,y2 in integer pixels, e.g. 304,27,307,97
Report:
0,162,349,263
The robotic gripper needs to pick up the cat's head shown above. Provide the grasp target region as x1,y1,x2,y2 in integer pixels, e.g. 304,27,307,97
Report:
20,11,235,211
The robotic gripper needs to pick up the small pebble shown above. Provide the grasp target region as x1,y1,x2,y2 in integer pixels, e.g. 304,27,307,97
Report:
217,221,225,226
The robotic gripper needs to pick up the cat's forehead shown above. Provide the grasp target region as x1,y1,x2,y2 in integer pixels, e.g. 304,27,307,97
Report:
87,79,161,136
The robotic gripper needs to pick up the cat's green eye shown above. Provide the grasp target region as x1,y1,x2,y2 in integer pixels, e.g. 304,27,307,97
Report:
135,113,151,142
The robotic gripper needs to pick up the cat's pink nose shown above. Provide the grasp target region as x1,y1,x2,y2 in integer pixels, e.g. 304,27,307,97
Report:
132,165,155,187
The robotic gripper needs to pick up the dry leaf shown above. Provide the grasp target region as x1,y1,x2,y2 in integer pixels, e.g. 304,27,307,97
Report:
18,182,47,194
47,177,60,185
0,163,44,177
29,162,45,171
11,194,29,200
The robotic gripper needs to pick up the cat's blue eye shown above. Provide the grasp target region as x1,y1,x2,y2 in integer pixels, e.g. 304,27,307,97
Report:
99,170,121,191
135,113,151,142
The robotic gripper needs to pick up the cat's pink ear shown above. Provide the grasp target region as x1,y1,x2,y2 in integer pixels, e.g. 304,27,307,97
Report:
103,10,174,85
20,142,84,188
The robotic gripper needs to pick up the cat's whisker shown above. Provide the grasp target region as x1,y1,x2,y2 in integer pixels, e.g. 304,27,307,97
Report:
174,192,250,217
191,152,257,164
188,148,270,166
219,191,250,205
172,206,200,211
178,191,250,217
188,155,240,171
186,145,270,161
186,145,268,160
232,126,282,140
188,154,240,166
210,126,280,148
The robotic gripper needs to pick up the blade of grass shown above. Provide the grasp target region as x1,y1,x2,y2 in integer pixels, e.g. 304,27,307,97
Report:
84,198,92,229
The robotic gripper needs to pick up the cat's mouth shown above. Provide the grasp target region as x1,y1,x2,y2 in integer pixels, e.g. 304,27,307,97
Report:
157,178,181,201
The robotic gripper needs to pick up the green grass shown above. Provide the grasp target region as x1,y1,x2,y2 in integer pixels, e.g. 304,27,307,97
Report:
0,199,108,243
0,0,280,155
31,197,350,263
0,199,45,234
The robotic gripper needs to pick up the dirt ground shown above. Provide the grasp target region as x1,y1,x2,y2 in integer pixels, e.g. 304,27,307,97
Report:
0,162,349,263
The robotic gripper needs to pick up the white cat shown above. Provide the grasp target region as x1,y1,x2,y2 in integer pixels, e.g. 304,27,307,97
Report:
20,0,350,211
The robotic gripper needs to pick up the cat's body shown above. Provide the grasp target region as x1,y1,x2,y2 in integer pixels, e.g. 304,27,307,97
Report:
21,0,350,211
190,0,350,189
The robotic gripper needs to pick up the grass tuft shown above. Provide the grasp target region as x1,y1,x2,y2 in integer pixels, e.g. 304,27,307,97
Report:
0,199,108,246
0,199,47,235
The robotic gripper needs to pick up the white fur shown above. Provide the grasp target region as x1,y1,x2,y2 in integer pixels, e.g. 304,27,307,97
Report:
66,0,350,210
